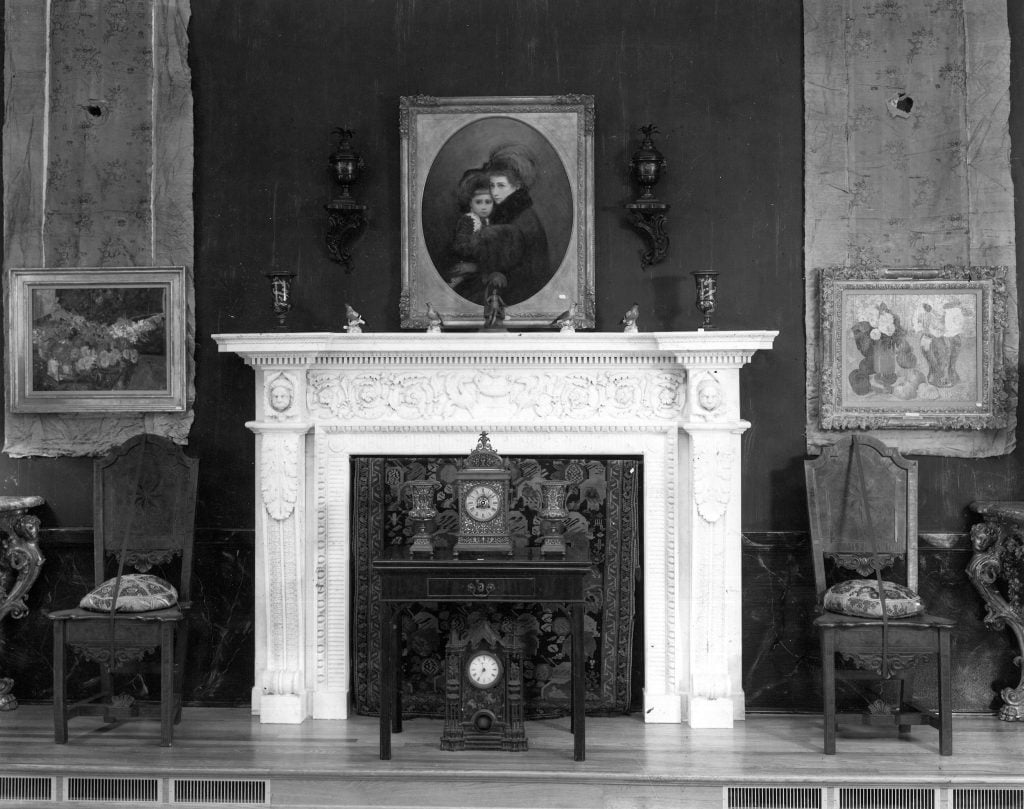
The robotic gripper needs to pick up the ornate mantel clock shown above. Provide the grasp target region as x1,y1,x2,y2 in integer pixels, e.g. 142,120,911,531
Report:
453,432,513,557
441,618,526,752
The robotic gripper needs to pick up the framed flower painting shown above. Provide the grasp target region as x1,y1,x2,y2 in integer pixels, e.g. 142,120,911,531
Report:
6,266,187,413
817,266,1013,430
399,95,595,329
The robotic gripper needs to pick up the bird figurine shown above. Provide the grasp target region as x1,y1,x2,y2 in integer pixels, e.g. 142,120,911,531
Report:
551,302,577,333
344,304,365,334
622,302,640,333
425,302,443,334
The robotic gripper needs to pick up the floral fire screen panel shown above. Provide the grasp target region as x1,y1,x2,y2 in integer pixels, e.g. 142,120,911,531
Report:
352,456,640,718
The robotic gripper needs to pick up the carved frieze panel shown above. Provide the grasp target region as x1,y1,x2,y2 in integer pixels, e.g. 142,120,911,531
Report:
306,369,686,424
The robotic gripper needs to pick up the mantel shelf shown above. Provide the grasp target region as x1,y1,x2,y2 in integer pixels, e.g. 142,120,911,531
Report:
213,330,779,365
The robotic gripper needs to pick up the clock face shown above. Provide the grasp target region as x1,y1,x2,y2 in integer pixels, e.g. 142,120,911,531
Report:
464,484,501,522
466,651,502,688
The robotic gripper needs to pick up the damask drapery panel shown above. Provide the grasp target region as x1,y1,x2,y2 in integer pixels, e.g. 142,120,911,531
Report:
3,0,194,456
803,0,1016,457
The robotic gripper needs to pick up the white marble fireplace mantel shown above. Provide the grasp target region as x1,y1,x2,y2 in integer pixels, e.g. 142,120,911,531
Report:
213,330,777,728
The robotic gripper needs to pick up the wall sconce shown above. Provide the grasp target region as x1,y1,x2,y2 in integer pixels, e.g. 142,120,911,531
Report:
324,127,368,273
625,124,670,270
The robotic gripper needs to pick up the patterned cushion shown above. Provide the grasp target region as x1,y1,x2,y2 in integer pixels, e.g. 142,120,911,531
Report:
823,578,924,618
79,574,178,613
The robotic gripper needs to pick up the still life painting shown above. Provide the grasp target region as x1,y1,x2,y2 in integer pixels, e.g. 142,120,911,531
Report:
818,266,1011,431
6,266,186,413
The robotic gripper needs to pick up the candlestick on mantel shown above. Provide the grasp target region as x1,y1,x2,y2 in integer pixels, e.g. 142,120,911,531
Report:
691,271,719,330
265,265,297,330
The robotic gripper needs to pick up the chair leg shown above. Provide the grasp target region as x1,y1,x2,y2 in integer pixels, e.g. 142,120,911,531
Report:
52,621,68,744
160,622,174,747
100,662,115,724
820,628,837,755
938,627,952,756
897,673,914,736
173,619,188,724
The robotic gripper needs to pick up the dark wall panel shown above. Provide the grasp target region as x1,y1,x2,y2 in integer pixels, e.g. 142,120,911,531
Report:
186,0,806,532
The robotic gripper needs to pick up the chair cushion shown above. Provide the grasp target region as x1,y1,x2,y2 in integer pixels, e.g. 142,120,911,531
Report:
823,578,925,618
79,574,178,613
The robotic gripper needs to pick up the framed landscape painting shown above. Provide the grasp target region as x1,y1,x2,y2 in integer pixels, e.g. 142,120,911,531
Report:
818,266,1012,430
6,266,187,413
399,95,595,329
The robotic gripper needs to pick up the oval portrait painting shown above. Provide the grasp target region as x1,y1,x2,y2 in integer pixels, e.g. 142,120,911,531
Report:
422,117,573,307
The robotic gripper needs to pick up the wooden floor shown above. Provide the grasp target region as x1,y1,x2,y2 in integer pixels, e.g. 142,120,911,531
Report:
2,705,1024,808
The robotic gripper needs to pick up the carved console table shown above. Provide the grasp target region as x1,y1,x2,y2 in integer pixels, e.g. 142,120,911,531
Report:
968,500,1024,720
0,495,45,711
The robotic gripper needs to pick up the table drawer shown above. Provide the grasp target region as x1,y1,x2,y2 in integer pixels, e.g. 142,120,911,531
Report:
427,577,536,599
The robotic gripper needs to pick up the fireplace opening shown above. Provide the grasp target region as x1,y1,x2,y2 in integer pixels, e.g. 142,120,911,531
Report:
349,454,644,718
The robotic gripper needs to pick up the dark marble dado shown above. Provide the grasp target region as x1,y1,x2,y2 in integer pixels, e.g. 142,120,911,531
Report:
741,531,1017,715
0,528,255,707
1,527,1016,714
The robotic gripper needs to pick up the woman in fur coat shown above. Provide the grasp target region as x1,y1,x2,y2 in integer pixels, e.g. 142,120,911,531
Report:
465,145,551,307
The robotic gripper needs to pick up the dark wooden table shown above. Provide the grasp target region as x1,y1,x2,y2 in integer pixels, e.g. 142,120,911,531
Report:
373,541,591,761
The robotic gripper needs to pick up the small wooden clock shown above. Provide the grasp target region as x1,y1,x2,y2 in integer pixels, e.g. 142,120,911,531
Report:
453,432,513,557
441,619,526,752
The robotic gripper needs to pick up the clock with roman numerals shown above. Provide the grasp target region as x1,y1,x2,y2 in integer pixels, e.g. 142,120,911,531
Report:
453,432,513,557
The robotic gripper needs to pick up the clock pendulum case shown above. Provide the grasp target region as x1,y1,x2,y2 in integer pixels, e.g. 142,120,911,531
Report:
453,432,513,557
440,617,527,751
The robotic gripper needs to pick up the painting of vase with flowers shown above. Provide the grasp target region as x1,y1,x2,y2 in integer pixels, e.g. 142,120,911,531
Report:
817,266,1012,431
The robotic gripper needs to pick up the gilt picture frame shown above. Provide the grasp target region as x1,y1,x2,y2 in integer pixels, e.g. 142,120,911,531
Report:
6,266,187,413
818,266,1012,431
399,95,595,329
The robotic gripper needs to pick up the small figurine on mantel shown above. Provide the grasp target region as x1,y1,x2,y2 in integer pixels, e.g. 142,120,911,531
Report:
344,303,365,333
425,302,444,334
622,302,640,333
482,284,507,331
551,301,577,333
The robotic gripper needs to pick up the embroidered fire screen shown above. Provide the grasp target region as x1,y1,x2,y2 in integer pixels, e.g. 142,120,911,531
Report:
351,456,640,718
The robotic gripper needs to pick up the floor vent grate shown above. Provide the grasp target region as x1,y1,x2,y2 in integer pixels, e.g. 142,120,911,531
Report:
726,786,823,808
0,776,53,802
954,789,1024,809
172,779,268,805
839,787,935,809
65,777,159,803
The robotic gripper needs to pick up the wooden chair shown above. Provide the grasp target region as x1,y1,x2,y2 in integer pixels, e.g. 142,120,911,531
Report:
805,434,953,756
49,434,198,747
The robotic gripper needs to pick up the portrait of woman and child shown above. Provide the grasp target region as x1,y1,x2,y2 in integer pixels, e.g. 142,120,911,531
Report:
420,118,574,316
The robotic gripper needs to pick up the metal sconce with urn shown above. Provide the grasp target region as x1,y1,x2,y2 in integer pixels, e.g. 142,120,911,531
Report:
324,127,368,273
625,124,670,270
